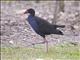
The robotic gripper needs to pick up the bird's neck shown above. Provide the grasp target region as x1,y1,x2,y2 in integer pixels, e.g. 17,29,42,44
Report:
29,14,35,17
28,14,35,21
29,13,35,16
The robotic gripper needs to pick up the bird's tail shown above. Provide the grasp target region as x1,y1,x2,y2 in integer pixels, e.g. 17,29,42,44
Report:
53,25,65,28
57,25,65,28
51,29,64,35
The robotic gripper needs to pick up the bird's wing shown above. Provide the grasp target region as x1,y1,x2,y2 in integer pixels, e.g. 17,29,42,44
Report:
35,16,51,26
34,16,65,34
34,16,53,33
52,25,65,29
35,16,65,28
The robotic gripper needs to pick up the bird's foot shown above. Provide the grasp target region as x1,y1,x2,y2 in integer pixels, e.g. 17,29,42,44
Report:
38,41,45,44
38,41,48,44
43,40,48,44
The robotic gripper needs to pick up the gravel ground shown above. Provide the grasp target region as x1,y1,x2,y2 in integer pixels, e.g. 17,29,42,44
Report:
1,1,80,47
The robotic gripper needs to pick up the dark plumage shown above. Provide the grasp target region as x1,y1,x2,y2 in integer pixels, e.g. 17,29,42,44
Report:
24,8,65,52
24,8,65,38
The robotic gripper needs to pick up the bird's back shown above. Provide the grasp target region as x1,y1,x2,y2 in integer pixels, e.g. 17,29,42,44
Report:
34,16,65,35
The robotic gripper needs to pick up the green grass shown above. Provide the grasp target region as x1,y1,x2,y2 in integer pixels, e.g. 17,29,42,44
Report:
1,43,80,60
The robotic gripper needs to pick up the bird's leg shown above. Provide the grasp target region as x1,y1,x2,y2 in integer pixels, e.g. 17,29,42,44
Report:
43,38,48,53
32,43,35,48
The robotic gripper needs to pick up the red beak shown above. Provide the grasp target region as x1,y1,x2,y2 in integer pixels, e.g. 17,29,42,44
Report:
24,10,28,14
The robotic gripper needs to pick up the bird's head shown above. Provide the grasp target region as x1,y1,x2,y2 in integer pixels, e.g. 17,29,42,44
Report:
24,8,35,16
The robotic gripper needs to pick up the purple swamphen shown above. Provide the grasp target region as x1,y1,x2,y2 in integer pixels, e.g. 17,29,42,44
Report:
24,8,65,52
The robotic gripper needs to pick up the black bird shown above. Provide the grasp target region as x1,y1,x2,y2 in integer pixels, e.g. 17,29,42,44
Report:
24,8,65,52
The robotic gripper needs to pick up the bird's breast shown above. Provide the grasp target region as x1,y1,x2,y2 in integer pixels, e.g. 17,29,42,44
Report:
27,16,39,31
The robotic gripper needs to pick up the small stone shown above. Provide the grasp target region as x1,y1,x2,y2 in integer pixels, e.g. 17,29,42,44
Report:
9,40,14,44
